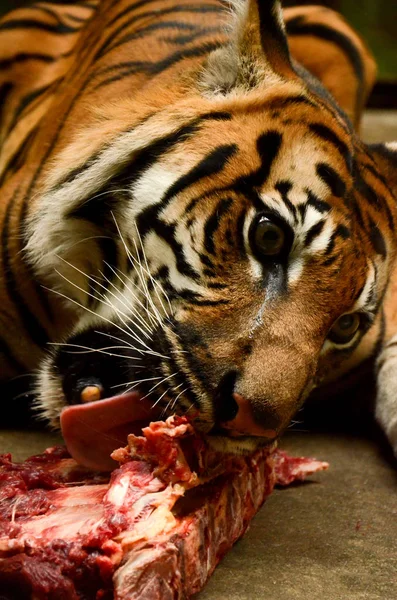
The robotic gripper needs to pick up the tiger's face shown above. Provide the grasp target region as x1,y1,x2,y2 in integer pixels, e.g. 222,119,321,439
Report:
33,87,394,465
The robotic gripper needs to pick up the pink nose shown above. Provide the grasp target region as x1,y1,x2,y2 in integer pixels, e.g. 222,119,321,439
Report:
220,393,278,438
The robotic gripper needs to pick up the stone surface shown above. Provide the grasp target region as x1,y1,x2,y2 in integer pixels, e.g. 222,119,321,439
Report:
199,432,397,600
361,109,397,143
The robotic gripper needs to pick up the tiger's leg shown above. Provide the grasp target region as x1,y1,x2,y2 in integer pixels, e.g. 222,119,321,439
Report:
284,5,377,130
376,337,397,454
370,145,397,454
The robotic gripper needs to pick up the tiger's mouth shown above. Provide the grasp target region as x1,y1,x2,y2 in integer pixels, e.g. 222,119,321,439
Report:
49,326,277,471
60,384,276,472
60,390,160,471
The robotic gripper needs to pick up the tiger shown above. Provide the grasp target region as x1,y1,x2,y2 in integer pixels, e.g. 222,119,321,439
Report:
1,0,397,469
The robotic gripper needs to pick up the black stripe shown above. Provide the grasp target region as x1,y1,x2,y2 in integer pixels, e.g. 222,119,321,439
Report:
198,253,215,270
266,95,316,110
153,219,200,279
93,41,222,89
59,111,231,191
19,200,55,324
0,127,37,188
286,18,365,118
306,190,331,214
101,21,220,57
308,123,352,171
64,13,90,24
325,223,350,256
367,216,387,258
173,290,229,306
235,209,247,257
107,0,174,28
29,0,96,5
1,194,49,349
10,0,101,237
363,160,394,196
96,3,224,59
353,163,381,210
163,144,238,205
5,79,61,139
304,220,325,248
0,81,13,123
0,53,56,70
316,163,346,198
68,121,200,223
207,282,227,289
335,223,350,239
236,131,283,192
0,18,80,34
163,26,222,46
322,254,338,267
201,111,232,122
257,1,291,63
183,298,229,306
204,197,233,255
98,20,200,59
275,181,298,222
349,194,366,230
68,190,119,227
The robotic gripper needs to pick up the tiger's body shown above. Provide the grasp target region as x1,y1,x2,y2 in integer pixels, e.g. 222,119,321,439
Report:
1,0,397,461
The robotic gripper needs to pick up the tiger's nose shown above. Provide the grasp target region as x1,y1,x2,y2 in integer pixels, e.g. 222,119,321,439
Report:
220,392,279,438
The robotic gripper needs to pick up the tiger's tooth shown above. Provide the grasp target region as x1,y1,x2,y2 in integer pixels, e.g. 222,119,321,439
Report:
80,385,103,404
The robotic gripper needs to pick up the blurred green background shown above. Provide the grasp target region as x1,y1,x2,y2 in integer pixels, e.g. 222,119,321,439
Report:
0,0,396,82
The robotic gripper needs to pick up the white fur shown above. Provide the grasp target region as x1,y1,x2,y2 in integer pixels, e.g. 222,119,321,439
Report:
25,115,195,282
144,231,203,293
353,261,377,313
34,354,65,427
129,164,184,217
385,142,397,152
288,258,304,284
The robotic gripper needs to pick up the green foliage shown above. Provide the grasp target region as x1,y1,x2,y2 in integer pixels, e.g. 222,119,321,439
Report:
341,0,397,80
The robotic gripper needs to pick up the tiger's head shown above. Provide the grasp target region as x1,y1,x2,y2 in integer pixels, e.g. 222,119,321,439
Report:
26,0,397,469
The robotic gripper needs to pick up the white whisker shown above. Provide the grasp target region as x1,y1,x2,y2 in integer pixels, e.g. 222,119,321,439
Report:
139,372,177,402
50,342,142,361
134,221,172,318
111,214,164,327
56,257,153,342
152,387,171,410
43,286,161,357
170,388,187,411
103,262,159,327
98,268,153,335
53,267,162,356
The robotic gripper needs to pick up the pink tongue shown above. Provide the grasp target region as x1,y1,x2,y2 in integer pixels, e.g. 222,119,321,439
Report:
60,392,159,471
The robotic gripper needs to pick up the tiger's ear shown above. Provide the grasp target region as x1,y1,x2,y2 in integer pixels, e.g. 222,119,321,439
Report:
200,0,295,95
368,143,397,199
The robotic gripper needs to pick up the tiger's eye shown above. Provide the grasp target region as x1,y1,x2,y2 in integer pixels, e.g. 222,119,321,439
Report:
328,313,361,344
80,385,103,404
254,217,286,257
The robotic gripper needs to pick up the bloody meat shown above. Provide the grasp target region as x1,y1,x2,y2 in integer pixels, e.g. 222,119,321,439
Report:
0,417,328,599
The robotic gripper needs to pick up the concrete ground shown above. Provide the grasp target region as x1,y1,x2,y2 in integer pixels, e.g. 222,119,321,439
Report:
1,110,397,599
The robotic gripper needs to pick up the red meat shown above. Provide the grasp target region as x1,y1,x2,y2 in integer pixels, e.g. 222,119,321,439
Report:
0,417,328,599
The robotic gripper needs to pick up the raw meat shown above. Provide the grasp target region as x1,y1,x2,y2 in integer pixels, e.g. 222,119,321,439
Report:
0,417,328,599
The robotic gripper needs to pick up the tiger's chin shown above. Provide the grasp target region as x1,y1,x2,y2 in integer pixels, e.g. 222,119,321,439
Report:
205,432,277,455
